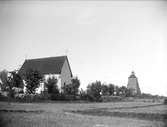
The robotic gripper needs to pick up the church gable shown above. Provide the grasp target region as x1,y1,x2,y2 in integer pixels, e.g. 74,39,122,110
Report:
60,58,73,86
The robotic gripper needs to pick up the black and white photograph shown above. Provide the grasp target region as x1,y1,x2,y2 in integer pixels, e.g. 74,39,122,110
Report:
0,0,167,127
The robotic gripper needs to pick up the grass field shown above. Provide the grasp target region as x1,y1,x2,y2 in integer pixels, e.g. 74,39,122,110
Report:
0,101,166,127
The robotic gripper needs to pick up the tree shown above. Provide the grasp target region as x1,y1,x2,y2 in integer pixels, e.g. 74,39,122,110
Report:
115,85,120,96
79,88,88,100
108,84,115,96
87,81,102,101
71,77,80,96
24,69,43,94
118,86,131,97
0,71,16,103
62,77,80,99
164,97,167,104
119,86,127,96
44,77,59,99
125,88,131,97
10,71,23,88
5,73,14,103
0,69,8,91
101,84,109,96
0,70,23,99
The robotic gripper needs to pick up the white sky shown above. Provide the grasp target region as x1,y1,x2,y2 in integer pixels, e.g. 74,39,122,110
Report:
0,1,167,96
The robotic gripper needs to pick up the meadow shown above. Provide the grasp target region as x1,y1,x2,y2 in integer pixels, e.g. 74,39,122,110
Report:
0,101,166,127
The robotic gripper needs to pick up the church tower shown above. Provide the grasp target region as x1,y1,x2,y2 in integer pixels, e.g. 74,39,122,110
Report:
127,71,141,96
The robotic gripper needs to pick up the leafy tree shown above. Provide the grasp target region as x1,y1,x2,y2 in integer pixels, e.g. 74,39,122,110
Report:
164,97,167,104
119,86,127,96
115,85,120,96
10,71,23,88
63,77,80,98
6,73,15,97
0,70,23,99
87,81,102,101
44,77,59,99
24,69,43,94
118,86,131,97
108,84,115,95
4,73,14,104
0,69,8,91
79,88,88,100
0,71,16,103
71,77,80,96
125,88,131,97
101,84,109,96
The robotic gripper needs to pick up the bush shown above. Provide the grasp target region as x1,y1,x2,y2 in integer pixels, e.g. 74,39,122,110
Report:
62,77,80,99
164,98,167,104
0,93,8,101
44,77,59,100
86,81,102,102
79,89,88,100
13,92,50,102
102,96,123,102
14,93,25,100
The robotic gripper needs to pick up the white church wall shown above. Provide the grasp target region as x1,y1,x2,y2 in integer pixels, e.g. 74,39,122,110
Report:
61,59,72,88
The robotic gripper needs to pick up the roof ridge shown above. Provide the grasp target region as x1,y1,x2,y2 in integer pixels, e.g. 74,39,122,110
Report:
26,55,67,61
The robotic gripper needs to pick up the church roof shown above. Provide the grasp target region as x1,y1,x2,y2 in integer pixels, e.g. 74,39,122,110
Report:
19,56,72,76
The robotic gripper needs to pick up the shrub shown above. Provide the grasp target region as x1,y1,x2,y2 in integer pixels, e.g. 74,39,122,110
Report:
24,68,43,94
14,93,25,100
44,77,59,100
62,77,80,100
79,89,88,100
164,97,167,104
102,95,123,102
86,81,102,102
119,86,131,97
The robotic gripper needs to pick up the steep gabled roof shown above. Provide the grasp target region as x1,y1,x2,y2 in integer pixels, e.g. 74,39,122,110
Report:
19,56,72,76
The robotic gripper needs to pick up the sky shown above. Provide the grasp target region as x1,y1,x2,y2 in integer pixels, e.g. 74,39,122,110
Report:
0,0,167,96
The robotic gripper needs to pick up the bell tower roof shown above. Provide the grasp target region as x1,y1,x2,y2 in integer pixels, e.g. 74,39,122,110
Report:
129,71,136,78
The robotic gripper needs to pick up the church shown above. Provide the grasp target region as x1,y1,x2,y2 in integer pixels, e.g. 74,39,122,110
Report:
19,55,73,93
127,71,141,96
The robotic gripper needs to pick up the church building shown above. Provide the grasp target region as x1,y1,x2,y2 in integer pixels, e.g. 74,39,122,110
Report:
19,55,73,93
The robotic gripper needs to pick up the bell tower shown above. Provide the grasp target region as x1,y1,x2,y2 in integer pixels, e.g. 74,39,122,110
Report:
127,71,141,96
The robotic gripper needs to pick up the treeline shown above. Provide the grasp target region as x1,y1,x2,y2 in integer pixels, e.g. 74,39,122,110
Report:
0,69,131,102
